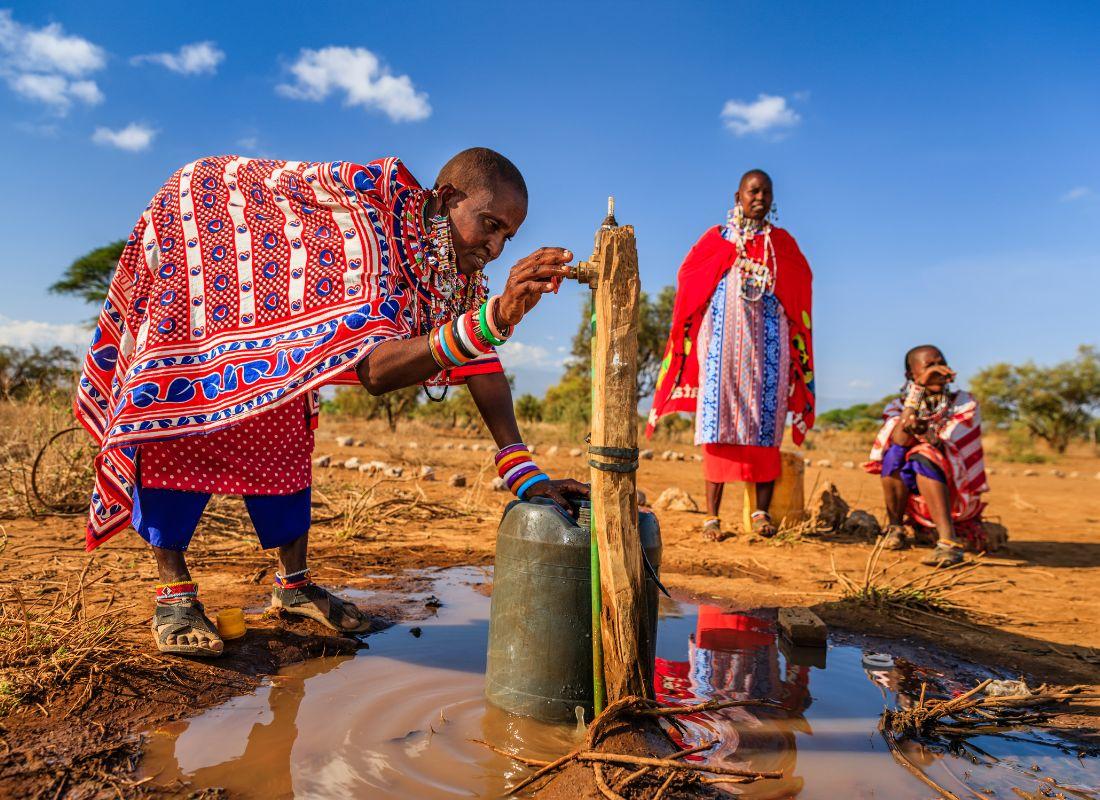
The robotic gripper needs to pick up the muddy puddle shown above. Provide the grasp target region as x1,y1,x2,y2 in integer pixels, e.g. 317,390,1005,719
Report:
139,567,1099,798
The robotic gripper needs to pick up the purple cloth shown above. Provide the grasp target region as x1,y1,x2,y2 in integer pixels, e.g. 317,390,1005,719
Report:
881,444,945,495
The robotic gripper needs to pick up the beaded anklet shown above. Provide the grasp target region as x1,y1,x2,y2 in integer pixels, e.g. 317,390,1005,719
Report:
155,581,198,604
275,568,312,590
495,443,549,499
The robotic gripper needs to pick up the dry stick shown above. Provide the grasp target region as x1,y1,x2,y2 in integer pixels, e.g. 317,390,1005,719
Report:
577,752,781,779
640,698,787,717
879,718,962,800
468,740,550,768
616,740,717,791
593,764,626,800
652,771,677,800
506,748,583,795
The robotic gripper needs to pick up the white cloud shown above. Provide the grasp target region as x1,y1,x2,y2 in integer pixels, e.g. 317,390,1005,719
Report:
0,315,91,350
495,340,567,372
92,123,156,152
1061,186,1092,202
131,41,224,75
721,93,801,137
277,46,430,122
848,378,872,390
237,135,258,150
0,10,105,113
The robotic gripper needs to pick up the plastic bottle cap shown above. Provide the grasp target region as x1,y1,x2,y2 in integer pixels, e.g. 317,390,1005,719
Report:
216,607,247,640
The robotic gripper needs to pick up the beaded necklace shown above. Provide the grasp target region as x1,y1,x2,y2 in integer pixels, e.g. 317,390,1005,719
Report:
408,193,488,330
726,204,776,302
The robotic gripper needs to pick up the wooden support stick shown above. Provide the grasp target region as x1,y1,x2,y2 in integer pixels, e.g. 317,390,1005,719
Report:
589,224,652,703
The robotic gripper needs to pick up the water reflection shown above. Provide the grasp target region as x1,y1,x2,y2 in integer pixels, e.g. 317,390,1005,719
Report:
139,571,1098,799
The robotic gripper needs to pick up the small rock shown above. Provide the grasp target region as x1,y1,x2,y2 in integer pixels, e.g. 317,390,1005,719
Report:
841,509,882,540
408,441,419,449
450,474,467,487
442,442,453,450
1023,469,1038,477
343,457,361,470
547,445,560,456
335,436,354,447
354,440,366,447
804,458,812,466
491,477,508,491
692,454,702,462
808,482,849,534
815,459,832,469
569,448,583,457
1068,471,1080,479
1050,469,1065,478
529,445,537,455
841,460,855,469
358,463,373,473
384,466,404,478
457,443,467,451
409,627,422,638
424,595,442,609
639,449,654,460
312,455,331,468
654,487,699,512
419,465,436,481
987,467,996,476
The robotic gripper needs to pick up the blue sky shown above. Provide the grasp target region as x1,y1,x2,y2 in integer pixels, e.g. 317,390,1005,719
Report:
0,1,1097,409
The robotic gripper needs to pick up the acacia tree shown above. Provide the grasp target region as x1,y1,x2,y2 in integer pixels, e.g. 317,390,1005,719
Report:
50,240,126,305
971,345,1100,453
329,385,422,432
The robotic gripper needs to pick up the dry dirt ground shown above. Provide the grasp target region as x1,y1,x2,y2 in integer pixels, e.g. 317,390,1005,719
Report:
1,418,1098,798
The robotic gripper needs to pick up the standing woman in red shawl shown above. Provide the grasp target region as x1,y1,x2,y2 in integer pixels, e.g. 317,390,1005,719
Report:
647,170,815,540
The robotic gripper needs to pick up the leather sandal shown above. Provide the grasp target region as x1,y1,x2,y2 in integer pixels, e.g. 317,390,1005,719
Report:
152,600,224,657
270,582,373,634
751,511,778,538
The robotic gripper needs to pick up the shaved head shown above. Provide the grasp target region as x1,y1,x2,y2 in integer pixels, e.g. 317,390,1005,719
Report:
905,344,945,377
435,147,527,203
739,168,772,189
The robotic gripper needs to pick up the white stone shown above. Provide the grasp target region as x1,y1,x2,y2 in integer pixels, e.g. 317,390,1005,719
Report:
408,441,419,449
335,436,354,447
450,474,467,487
654,487,699,512
491,477,508,491
343,457,361,470
312,455,331,468
384,466,404,478
354,440,366,447
529,445,537,455
1023,469,1038,477
419,465,436,480
457,443,467,450
547,446,560,457
1050,469,1065,478
815,460,832,468
639,449,654,460
358,463,373,473
1068,471,1080,479
842,460,856,469
570,448,583,457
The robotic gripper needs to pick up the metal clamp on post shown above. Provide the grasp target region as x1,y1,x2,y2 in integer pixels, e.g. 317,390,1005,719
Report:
588,445,639,474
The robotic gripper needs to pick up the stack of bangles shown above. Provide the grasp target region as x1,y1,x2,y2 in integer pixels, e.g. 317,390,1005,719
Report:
495,443,549,500
428,294,513,369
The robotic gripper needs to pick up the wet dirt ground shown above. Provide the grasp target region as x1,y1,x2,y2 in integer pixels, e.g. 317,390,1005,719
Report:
1,419,1098,797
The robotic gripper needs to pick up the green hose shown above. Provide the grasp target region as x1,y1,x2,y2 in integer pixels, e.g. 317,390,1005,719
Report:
588,299,605,715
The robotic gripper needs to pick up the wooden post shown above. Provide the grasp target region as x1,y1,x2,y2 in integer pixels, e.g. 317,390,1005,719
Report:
588,223,653,702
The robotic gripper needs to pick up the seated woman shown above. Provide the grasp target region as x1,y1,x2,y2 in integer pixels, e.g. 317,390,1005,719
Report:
864,345,990,567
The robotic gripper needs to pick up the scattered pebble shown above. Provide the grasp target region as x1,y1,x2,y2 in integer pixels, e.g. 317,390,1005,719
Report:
654,487,698,512
815,459,832,468
354,440,366,447
408,441,419,449
442,443,453,450
424,595,442,609
529,445,537,455
1023,469,1038,477
692,454,702,462
491,477,508,491
1068,471,1080,478
335,436,354,447
569,448,583,457
343,457,361,470
841,460,855,469
804,458,812,466
384,466,404,478
409,627,422,638
1050,469,1065,478
358,463,374,473
450,474,467,487
639,449,654,460
457,443,467,450
312,455,331,468
547,445,560,456
987,467,996,476
419,465,436,481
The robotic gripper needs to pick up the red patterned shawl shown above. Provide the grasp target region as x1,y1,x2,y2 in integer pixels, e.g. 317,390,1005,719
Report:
645,226,814,442
75,155,499,550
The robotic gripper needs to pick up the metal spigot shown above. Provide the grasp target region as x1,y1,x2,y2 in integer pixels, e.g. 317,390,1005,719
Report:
565,260,598,288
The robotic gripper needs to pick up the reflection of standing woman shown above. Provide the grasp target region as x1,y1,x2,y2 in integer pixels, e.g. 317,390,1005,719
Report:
648,170,815,540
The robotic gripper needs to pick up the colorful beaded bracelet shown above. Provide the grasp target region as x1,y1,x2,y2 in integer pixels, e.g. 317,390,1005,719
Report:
429,296,511,370
495,442,549,499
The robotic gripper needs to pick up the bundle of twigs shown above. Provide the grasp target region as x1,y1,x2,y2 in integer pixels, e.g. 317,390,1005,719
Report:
474,695,787,798
878,679,1100,800
831,536,1005,617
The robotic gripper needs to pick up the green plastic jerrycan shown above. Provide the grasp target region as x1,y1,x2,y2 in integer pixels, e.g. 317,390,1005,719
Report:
485,497,662,723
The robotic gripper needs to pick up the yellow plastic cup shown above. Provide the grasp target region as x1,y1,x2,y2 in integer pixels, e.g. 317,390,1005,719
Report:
216,607,247,640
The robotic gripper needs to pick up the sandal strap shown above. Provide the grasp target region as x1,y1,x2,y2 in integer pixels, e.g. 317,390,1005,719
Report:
274,583,362,626
154,601,218,638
